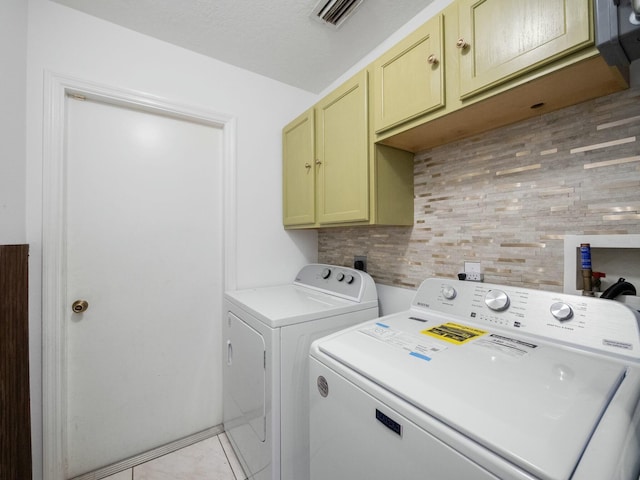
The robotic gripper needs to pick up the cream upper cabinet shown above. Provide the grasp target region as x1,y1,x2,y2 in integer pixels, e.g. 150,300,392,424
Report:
282,109,315,227
457,0,593,99
315,70,370,225
282,69,414,229
373,13,445,134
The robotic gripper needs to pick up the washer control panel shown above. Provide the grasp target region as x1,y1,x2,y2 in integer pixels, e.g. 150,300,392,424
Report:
294,264,376,303
411,278,640,360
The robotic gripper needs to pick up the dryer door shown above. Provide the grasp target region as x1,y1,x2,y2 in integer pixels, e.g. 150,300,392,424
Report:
224,312,266,442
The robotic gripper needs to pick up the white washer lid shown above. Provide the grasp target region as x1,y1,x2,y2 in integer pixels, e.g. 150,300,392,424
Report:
316,314,629,480
225,284,376,328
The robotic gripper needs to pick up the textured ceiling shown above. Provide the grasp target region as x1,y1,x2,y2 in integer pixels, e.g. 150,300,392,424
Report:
50,0,436,93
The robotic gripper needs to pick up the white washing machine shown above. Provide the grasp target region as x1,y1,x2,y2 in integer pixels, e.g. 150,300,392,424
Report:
223,264,378,480
310,278,640,480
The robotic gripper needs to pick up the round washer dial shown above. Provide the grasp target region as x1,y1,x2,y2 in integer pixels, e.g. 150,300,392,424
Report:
441,285,457,300
485,289,510,311
550,302,573,321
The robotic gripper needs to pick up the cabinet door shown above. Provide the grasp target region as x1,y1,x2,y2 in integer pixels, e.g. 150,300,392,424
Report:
458,0,592,99
283,109,315,226
316,70,369,225
373,14,445,134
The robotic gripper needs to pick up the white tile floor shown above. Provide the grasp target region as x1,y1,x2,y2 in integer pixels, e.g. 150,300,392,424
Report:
102,433,246,480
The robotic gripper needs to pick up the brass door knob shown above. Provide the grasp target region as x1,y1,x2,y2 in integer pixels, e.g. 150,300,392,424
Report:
427,54,439,65
72,299,89,313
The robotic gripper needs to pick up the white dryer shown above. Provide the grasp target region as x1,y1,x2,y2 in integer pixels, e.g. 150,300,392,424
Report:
223,264,378,480
310,278,640,480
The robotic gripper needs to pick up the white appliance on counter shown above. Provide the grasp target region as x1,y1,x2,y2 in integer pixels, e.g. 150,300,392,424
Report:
310,278,640,480
223,264,378,480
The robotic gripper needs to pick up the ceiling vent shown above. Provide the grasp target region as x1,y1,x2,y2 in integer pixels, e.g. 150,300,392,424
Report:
311,0,364,28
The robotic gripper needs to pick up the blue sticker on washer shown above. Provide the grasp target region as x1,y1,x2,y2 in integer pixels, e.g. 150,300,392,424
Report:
410,352,432,362
376,322,390,328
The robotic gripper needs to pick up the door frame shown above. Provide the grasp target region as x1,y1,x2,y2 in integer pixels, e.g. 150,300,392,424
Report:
41,72,238,480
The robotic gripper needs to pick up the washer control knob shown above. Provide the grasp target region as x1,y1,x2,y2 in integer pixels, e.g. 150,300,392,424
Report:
550,302,573,321
321,268,331,279
485,289,510,311
346,274,355,284
337,273,345,282
441,285,457,300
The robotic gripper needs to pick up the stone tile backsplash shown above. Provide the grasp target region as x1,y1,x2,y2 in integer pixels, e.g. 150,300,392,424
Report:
318,86,640,291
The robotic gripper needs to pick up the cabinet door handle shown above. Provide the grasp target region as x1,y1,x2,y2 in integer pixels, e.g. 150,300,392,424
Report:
315,160,322,166
456,38,470,50
427,54,439,65
305,162,311,169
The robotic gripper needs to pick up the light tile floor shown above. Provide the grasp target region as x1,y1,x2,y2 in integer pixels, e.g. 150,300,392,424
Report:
103,433,246,480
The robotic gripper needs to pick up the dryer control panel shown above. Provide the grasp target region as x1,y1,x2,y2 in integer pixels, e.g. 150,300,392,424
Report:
294,264,377,303
411,278,640,361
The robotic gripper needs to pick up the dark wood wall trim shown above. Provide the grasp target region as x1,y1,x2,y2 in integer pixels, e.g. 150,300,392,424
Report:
0,244,32,480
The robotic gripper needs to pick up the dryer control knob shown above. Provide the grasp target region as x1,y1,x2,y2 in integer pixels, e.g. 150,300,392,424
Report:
337,273,345,281
550,302,573,321
441,285,457,300
321,268,331,279
345,274,355,284
485,289,510,311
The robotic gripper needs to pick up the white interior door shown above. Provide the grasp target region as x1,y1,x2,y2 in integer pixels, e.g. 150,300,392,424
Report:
64,96,223,477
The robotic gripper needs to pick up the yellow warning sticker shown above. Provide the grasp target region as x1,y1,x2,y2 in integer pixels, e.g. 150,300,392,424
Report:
422,322,488,345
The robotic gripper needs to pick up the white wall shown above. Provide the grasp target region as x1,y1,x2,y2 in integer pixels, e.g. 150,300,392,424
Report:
0,0,27,243
26,1,317,477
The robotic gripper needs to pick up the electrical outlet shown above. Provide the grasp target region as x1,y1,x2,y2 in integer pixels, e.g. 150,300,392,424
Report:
465,272,484,282
463,261,483,282
354,255,367,272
